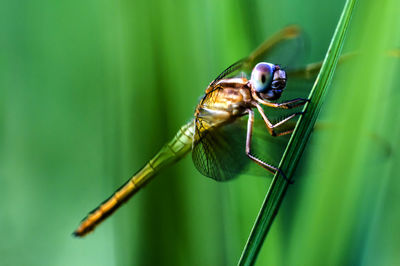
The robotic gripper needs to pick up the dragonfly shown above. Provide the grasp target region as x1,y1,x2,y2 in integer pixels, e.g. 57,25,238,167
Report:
73,25,321,237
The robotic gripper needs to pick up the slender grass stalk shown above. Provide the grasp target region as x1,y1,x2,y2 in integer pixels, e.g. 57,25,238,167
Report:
238,0,357,265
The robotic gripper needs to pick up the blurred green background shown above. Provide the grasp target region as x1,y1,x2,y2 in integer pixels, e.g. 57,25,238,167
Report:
1,0,399,265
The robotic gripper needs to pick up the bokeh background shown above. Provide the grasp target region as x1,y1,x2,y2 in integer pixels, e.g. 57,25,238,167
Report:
1,0,399,265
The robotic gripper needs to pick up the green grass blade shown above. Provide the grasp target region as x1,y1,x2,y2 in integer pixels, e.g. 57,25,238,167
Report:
238,0,357,265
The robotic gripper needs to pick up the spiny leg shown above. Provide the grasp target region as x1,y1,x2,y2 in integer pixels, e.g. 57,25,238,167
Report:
246,110,291,181
255,103,303,137
245,109,277,174
258,97,309,109
246,109,290,183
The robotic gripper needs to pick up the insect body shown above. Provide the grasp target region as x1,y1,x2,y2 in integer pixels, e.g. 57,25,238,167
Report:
74,26,312,237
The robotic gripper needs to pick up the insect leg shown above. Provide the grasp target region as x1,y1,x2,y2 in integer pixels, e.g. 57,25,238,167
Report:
255,103,303,136
259,98,309,109
246,109,290,181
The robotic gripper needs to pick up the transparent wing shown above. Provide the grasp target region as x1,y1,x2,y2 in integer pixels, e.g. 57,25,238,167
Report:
206,25,317,101
238,25,317,101
192,112,295,182
238,25,306,76
208,25,306,87
192,117,249,181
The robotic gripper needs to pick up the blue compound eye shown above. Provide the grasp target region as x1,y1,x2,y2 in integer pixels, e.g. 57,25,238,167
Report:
251,63,275,93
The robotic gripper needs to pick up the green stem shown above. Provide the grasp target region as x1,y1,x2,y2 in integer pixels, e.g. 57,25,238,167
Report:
238,0,357,265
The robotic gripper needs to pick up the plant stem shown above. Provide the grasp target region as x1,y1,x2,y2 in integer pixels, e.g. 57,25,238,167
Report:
238,0,357,265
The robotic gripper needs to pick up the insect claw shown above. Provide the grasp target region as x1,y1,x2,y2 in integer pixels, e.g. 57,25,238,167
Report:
277,168,294,184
